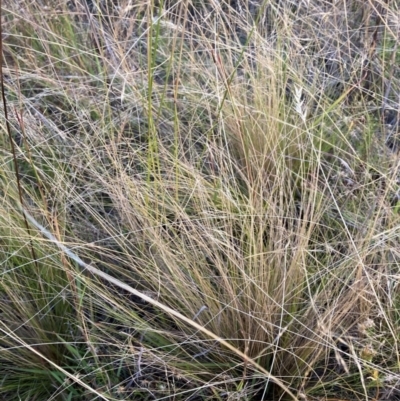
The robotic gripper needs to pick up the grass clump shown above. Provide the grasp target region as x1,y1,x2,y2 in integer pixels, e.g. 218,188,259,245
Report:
1,0,400,400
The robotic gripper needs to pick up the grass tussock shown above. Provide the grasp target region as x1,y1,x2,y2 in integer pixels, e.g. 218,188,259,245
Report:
1,0,400,400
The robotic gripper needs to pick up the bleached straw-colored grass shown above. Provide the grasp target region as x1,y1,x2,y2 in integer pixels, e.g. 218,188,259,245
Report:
1,1,400,400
